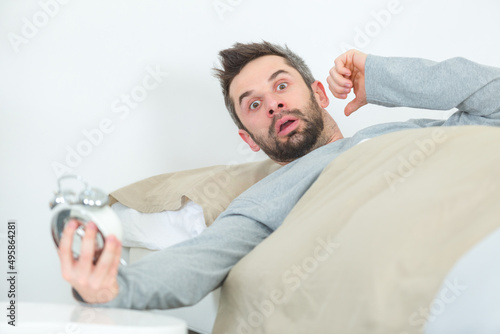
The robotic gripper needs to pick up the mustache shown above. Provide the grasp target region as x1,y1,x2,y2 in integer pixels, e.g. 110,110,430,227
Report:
269,109,305,135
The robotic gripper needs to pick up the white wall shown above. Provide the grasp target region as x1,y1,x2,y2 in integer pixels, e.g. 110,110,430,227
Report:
0,0,499,305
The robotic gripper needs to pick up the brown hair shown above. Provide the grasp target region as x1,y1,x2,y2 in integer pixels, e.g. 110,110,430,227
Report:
213,41,315,129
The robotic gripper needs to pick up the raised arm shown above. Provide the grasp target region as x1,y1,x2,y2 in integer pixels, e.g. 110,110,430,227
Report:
328,50,500,117
365,55,500,115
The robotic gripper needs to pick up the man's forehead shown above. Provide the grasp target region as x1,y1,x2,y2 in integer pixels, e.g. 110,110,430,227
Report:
229,55,299,100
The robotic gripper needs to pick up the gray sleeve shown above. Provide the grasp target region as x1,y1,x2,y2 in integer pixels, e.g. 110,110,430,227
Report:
87,212,272,310
365,55,500,116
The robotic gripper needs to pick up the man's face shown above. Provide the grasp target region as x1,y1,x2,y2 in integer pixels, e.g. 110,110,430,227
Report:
229,55,329,164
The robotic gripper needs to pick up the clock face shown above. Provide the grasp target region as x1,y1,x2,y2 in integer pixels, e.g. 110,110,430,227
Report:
51,206,105,264
50,175,124,265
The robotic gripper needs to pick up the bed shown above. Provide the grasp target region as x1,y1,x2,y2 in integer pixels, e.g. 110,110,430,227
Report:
109,125,500,334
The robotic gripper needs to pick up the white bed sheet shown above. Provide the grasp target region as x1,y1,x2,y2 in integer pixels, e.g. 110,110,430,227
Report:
111,200,207,250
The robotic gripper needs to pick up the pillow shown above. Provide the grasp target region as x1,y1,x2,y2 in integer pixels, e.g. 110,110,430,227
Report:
112,200,206,250
108,159,281,226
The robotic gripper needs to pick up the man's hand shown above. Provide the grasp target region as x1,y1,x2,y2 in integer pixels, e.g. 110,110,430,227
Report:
327,49,368,116
58,219,121,304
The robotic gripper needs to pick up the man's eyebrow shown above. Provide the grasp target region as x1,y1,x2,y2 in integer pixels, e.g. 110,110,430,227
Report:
238,90,253,108
237,70,291,108
268,69,290,82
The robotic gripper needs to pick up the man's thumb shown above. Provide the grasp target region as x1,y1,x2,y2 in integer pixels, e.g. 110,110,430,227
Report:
344,98,361,116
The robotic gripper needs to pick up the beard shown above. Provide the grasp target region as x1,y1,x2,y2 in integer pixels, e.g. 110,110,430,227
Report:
247,94,325,164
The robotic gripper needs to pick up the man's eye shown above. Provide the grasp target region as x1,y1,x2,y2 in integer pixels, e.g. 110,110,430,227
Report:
277,83,288,91
250,100,261,110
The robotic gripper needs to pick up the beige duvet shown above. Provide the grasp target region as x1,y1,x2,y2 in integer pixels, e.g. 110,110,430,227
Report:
212,126,500,334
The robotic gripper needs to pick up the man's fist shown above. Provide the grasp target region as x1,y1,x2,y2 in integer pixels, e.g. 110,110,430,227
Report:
327,49,368,116
58,219,121,304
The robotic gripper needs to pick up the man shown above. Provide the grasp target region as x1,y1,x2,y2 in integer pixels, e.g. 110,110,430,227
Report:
59,42,500,308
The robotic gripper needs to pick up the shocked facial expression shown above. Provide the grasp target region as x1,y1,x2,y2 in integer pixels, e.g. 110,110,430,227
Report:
230,55,329,164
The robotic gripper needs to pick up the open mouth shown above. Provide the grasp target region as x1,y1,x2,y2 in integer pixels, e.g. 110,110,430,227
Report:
276,117,299,136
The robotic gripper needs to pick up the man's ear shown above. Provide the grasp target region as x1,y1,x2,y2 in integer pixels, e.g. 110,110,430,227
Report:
238,129,261,152
311,81,330,108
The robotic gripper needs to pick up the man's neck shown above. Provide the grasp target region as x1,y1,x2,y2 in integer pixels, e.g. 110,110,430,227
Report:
326,128,344,144
323,118,344,145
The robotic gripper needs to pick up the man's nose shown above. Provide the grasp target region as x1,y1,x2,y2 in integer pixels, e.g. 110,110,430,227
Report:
266,96,285,117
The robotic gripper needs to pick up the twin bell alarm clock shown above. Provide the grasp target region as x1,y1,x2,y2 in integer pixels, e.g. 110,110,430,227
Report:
49,174,125,264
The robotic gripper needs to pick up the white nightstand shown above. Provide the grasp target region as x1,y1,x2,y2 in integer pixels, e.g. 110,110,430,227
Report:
0,302,187,334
